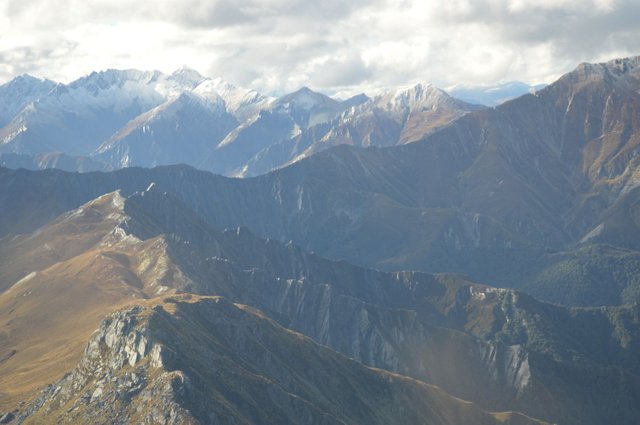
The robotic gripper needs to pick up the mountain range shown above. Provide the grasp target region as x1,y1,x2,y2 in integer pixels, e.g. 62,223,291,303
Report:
0,68,479,177
3,58,640,307
2,180,639,425
2,56,640,424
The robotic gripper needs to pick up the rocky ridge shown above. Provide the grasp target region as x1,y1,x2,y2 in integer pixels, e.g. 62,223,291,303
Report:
2,187,639,424
16,296,546,425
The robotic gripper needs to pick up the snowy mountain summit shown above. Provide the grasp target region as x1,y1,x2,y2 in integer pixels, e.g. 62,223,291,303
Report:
0,68,480,177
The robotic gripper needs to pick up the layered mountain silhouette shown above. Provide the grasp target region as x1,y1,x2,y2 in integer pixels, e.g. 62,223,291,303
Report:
2,58,639,303
0,68,476,177
2,184,640,424
2,56,640,424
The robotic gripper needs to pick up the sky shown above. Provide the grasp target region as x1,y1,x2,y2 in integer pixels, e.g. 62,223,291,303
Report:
1,0,639,96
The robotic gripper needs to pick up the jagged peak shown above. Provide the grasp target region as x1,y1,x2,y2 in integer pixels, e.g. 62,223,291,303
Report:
1,73,55,88
81,190,126,211
562,55,640,87
279,86,333,101
274,86,340,112
578,55,640,74
202,76,242,91
169,66,206,86
341,93,369,108
390,81,448,102
70,69,159,90
193,77,271,118
49,190,130,237
0,73,57,123
169,89,225,109
372,81,462,115
293,86,315,94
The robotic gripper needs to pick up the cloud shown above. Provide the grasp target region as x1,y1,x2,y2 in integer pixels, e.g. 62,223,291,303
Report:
309,55,372,88
1,0,639,96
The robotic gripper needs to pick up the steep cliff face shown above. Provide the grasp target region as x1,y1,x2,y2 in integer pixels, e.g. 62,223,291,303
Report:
17,297,545,425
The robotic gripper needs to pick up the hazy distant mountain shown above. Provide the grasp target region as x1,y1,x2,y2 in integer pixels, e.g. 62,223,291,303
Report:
235,83,481,176
4,55,640,425
192,76,272,121
95,91,238,168
3,57,640,309
447,81,547,106
0,74,56,127
0,69,182,155
201,87,351,175
0,71,478,177
0,68,270,163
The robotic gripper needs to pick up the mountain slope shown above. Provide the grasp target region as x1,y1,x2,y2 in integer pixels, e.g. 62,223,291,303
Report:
2,185,640,424
201,87,349,176
0,75,56,127
0,152,109,172
0,68,264,164
17,296,545,425
0,71,478,177
0,70,174,156
230,83,479,177
2,58,640,308
0,187,544,422
0,190,196,408
95,91,238,168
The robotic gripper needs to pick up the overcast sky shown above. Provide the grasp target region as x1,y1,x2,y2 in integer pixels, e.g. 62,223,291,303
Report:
1,0,639,96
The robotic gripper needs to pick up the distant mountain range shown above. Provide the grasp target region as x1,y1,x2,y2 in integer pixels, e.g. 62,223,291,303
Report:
3,58,640,307
3,56,640,424
0,68,481,177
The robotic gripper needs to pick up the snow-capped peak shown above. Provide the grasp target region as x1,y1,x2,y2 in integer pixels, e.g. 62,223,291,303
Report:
2,73,54,87
70,69,159,91
193,77,271,120
274,87,339,112
0,74,56,99
172,90,226,112
569,56,640,85
379,82,451,110
103,90,227,143
170,66,206,87
0,74,57,126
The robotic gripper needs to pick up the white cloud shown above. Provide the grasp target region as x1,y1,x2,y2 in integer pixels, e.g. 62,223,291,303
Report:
0,0,639,96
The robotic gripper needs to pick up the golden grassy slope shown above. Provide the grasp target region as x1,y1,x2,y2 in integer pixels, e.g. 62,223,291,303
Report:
0,192,187,409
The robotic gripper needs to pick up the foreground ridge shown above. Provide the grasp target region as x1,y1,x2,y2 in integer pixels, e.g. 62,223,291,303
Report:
17,295,546,425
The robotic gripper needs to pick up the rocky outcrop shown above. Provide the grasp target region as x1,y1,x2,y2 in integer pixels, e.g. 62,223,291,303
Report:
16,307,193,424
16,297,545,425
